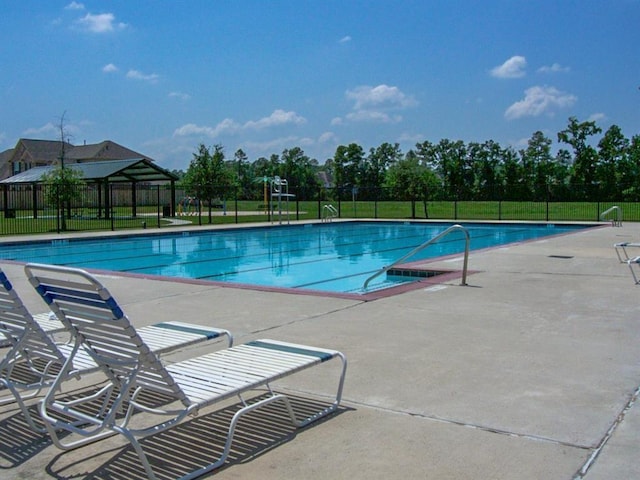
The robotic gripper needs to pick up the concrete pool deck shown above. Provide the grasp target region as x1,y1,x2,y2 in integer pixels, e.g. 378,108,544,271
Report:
1,221,639,479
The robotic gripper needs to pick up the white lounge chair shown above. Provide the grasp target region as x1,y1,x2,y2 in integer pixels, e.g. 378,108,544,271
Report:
626,256,640,284
25,263,347,480
614,241,640,262
0,266,231,432
0,274,65,347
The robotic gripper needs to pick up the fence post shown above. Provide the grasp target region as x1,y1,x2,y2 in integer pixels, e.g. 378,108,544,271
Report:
110,184,115,231
157,185,161,228
56,186,61,234
32,186,38,219
234,187,239,224
374,188,378,219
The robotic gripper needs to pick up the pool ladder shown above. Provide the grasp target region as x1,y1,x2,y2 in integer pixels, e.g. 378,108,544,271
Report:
600,205,622,227
363,224,470,290
322,204,338,222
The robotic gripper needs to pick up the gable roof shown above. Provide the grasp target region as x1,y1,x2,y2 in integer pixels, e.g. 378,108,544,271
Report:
66,140,147,161
0,158,178,184
16,139,74,162
3,139,153,165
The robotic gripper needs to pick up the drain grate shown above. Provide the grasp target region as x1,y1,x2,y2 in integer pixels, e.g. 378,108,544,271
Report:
548,255,574,259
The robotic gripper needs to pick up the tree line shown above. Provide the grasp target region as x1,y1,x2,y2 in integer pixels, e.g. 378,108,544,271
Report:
178,116,640,204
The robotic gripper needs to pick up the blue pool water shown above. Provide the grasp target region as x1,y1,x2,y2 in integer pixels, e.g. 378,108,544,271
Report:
0,222,589,295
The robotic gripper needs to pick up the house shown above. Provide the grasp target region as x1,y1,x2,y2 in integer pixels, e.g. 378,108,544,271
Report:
0,139,152,180
0,139,179,218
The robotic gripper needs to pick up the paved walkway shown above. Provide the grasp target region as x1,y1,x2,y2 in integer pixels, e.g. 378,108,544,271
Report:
1,221,639,479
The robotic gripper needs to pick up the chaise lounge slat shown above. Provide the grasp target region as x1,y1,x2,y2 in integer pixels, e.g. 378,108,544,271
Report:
626,256,640,284
614,241,640,262
25,263,347,480
0,266,231,432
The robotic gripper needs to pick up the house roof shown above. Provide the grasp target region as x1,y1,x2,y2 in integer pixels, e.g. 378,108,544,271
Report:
66,140,147,161
0,158,178,184
0,148,13,165
16,139,74,162
2,139,152,165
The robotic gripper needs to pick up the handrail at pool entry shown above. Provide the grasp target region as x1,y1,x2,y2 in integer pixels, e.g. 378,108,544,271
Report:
322,204,338,222
363,224,470,290
600,205,622,227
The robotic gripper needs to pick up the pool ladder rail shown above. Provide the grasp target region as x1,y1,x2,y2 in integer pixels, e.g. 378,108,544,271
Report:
363,224,470,290
322,204,338,222
600,205,622,227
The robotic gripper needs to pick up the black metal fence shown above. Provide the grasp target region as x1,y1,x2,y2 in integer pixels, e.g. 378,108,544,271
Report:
0,183,636,236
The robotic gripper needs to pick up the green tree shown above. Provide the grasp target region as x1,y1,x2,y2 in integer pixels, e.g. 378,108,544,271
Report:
362,142,402,199
468,140,503,200
233,148,251,198
42,113,85,231
501,147,525,200
333,143,365,197
41,165,85,231
183,144,234,221
385,152,439,217
427,139,470,199
620,134,640,200
521,131,554,200
557,116,602,199
281,147,319,200
597,124,629,200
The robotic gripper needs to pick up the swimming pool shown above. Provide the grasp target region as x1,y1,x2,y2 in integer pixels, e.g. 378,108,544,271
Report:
0,221,590,297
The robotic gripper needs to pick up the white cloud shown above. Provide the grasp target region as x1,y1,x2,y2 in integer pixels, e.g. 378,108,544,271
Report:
504,85,577,120
173,110,305,139
491,55,527,79
298,137,315,147
398,132,424,144
337,84,416,125
537,63,570,74
588,112,606,122
102,63,118,73
318,131,337,143
169,91,191,101
339,35,352,43
346,110,402,123
65,1,85,10
173,119,239,138
76,12,127,33
23,122,58,136
23,121,81,138
126,69,160,83
346,84,417,110
243,109,306,129
243,136,301,154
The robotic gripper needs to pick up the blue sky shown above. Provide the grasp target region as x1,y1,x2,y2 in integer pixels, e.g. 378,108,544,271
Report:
1,1,639,171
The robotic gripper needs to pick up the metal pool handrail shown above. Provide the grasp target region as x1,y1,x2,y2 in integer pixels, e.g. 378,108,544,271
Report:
600,205,622,226
363,224,470,290
322,204,338,222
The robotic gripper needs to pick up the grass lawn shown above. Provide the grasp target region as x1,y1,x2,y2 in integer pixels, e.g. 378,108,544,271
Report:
0,200,634,235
